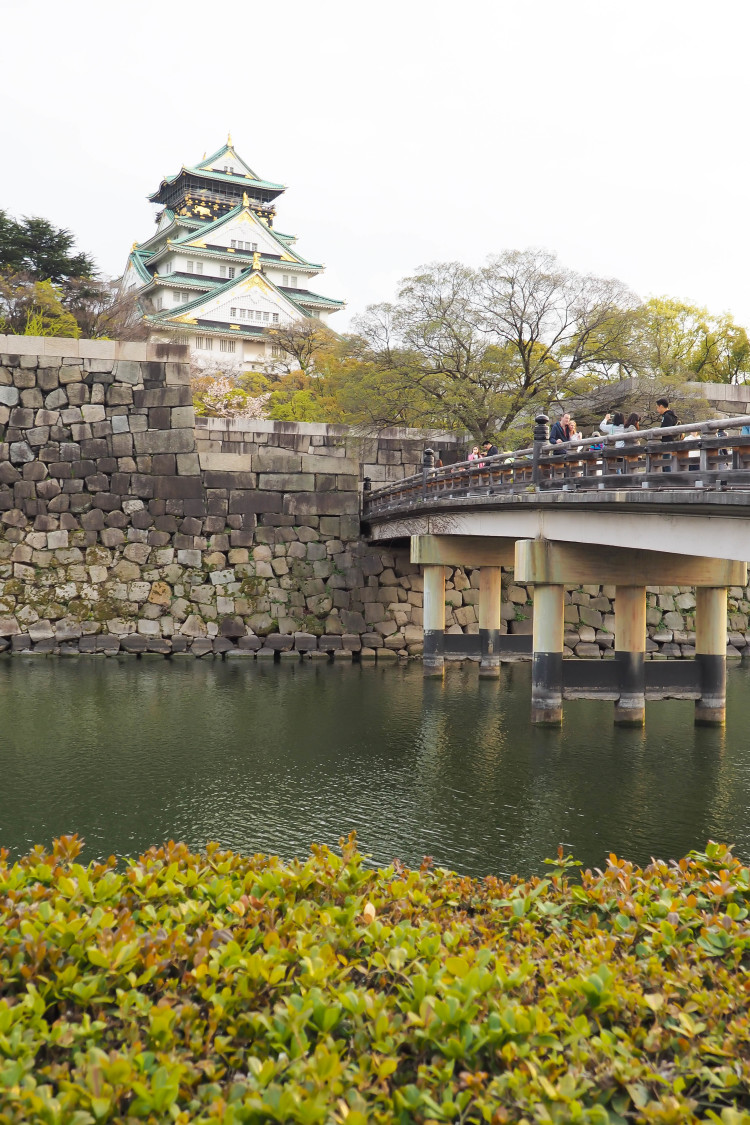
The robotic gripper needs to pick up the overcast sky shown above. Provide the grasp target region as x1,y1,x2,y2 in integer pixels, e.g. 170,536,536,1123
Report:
4,0,749,330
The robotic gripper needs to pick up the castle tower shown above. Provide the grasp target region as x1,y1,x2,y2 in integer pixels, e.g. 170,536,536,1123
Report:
121,138,345,370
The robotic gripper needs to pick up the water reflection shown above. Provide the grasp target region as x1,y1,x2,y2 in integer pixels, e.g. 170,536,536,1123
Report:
0,655,747,876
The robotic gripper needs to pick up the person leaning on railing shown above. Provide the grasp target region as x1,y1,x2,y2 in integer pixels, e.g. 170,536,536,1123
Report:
656,397,680,473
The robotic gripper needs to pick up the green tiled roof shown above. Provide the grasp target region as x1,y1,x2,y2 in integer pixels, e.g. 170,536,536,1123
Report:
281,288,345,309
161,203,314,267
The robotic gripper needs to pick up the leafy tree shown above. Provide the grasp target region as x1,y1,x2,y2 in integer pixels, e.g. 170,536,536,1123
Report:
0,275,80,338
0,210,95,284
625,298,750,385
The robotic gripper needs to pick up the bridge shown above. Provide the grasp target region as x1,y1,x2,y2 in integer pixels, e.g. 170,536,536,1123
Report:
363,414,750,727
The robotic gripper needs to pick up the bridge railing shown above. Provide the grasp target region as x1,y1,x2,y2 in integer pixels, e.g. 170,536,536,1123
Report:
363,414,750,516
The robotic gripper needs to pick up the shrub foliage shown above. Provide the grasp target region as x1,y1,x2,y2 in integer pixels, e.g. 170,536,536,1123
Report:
0,835,749,1123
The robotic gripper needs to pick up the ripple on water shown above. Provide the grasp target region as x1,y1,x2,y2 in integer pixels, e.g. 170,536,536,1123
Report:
0,658,747,876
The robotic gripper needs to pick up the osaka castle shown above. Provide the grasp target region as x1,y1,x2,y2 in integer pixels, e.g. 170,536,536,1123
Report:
121,137,345,369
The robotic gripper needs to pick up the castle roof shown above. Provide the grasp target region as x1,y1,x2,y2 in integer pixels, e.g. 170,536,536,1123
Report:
148,140,285,203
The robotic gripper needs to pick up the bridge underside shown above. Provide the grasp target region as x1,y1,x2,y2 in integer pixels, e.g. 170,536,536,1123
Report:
367,490,750,563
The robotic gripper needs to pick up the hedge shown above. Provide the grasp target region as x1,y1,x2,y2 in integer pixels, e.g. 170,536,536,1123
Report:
0,834,749,1124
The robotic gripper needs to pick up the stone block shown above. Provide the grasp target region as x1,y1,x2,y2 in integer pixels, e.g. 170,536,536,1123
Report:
228,490,282,514
59,365,83,385
171,549,199,571
133,429,195,455
579,606,603,628
574,642,601,658
283,492,359,517
9,442,34,464
153,475,203,499
210,568,235,586
663,611,685,630
0,386,19,406
113,360,142,385
252,449,302,473
259,473,316,492
81,404,106,423
181,614,207,637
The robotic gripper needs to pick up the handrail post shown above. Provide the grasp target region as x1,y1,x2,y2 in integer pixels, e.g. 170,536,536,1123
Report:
532,414,549,487
422,447,434,500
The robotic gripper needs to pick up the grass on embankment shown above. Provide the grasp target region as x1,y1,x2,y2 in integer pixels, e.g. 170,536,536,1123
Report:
0,834,749,1123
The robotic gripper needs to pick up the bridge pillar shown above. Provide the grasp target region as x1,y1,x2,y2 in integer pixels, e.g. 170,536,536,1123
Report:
479,566,503,678
423,564,445,676
614,585,646,725
695,586,727,724
531,584,564,724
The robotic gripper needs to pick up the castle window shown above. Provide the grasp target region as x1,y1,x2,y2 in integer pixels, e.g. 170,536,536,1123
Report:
195,336,213,351
230,307,237,317
220,339,236,353
272,313,279,323
282,274,289,287
220,265,235,279
174,334,189,345
271,345,283,358
154,298,163,311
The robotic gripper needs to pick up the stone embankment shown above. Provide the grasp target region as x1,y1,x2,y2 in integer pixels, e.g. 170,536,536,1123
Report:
0,333,748,661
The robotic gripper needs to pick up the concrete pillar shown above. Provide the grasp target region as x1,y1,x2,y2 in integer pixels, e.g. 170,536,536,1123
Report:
479,566,502,678
423,564,445,677
531,584,564,724
614,585,646,725
695,586,727,724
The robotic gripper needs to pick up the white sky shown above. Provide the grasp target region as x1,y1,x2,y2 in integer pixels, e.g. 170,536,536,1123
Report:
3,0,749,331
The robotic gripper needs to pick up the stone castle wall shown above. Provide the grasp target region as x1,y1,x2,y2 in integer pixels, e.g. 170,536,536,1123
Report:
1,334,748,661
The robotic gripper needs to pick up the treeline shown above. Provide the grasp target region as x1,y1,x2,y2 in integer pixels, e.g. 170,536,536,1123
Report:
199,249,750,443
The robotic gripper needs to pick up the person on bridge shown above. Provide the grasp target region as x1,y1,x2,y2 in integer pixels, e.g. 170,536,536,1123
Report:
656,397,679,438
600,411,625,436
482,440,499,458
624,413,640,432
549,413,571,444
656,397,680,473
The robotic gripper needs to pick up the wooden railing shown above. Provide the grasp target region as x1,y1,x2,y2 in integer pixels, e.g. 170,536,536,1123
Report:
363,415,750,518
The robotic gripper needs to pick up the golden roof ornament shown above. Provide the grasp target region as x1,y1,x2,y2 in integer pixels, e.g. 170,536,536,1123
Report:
227,131,233,147
252,251,261,271
243,191,249,206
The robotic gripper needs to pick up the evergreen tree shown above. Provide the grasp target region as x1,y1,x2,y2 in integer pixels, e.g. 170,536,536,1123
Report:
0,210,95,284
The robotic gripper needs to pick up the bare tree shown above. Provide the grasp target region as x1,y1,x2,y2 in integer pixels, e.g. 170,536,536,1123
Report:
353,252,639,441
265,317,337,374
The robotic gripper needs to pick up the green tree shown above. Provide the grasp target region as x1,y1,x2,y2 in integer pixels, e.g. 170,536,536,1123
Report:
636,297,750,384
0,210,95,284
0,275,80,338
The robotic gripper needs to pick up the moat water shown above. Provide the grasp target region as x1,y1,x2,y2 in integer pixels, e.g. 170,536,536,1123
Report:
1,657,749,877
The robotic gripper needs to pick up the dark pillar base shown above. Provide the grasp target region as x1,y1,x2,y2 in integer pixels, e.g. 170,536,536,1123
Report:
614,650,645,725
423,630,445,677
531,651,563,725
695,653,726,725
479,627,501,678
695,704,726,725
614,701,645,725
